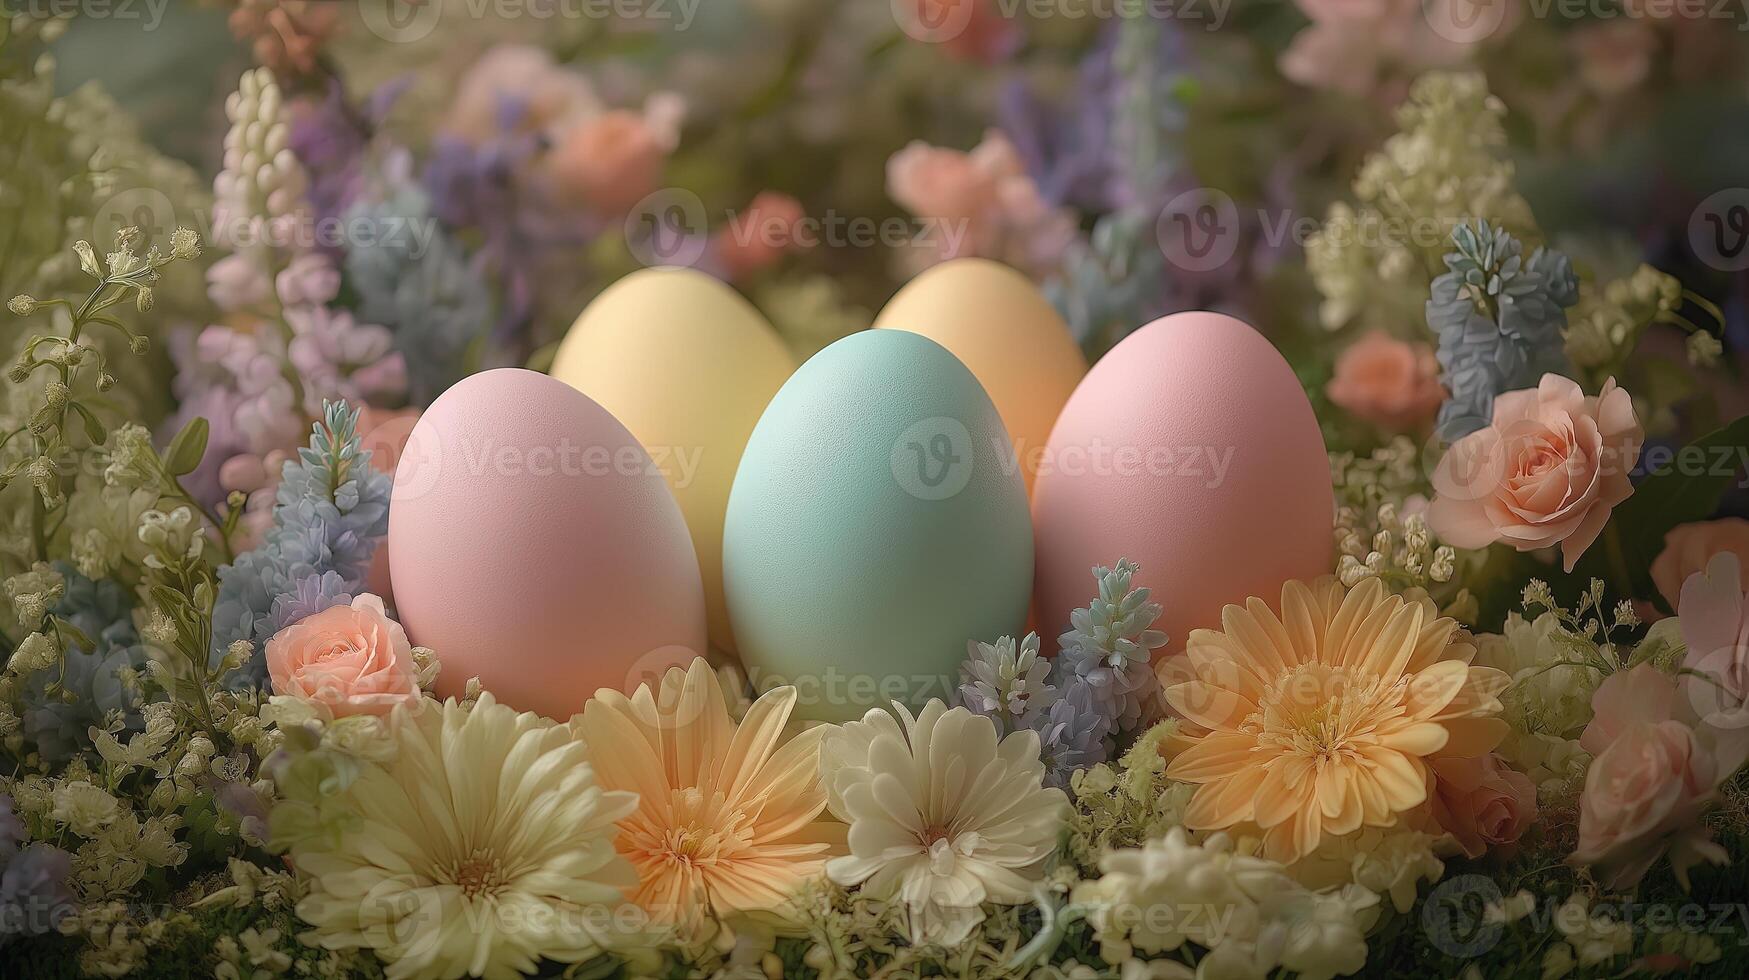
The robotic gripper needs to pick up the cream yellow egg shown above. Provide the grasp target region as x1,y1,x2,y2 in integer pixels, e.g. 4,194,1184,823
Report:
551,267,795,654
873,258,1087,493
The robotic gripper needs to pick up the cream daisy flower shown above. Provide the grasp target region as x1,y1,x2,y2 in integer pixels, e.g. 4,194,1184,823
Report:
291,694,640,980
1160,577,1510,864
575,658,843,947
818,699,1069,944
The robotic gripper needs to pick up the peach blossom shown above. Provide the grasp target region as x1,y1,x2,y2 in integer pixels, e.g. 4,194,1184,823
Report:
1677,552,1749,776
1429,375,1643,572
1572,664,1726,889
713,192,807,281
1326,331,1445,431
266,594,419,718
1651,519,1749,612
1430,753,1537,858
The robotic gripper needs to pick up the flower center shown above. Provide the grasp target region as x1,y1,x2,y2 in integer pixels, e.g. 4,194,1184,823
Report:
449,848,508,900
1252,664,1402,760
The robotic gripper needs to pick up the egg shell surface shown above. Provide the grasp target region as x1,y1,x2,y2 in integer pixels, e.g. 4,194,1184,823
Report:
1031,312,1334,656
550,267,795,654
873,258,1087,494
724,330,1033,722
389,368,706,718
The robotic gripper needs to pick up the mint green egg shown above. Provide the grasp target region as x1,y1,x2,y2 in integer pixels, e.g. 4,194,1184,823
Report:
723,330,1033,722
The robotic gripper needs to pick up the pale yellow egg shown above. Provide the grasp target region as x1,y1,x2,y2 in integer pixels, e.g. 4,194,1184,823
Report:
873,258,1087,493
551,267,795,654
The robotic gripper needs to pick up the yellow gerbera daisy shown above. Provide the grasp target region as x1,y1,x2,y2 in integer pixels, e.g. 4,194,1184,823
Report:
575,658,844,946
1160,578,1510,863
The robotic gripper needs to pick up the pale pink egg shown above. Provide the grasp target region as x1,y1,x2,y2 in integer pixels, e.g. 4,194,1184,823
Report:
389,368,705,718
1032,312,1334,657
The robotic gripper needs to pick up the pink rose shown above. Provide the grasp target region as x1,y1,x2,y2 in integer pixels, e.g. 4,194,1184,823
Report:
266,594,419,718
1677,552,1749,775
1326,331,1445,431
1429,375,1643,572
1651,519,1749,613
887,132,1075,277
1430,753,1537,858
548,103,680,216
713,192,807,281
1572,664,1726,889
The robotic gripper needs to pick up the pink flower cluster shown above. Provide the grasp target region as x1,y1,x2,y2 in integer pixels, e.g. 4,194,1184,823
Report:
445,43,685,219
1572,551,1749,889
886,130,1076,279
1281,0,1513,98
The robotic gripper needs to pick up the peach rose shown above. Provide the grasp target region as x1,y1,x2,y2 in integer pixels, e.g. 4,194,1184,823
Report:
266,594,419,718
1429,375,1643,572
1326,331,1445,431
1651,518,1749,613
1572,664,1726,889
1430,753,1537,858
713,192,807,281
548,99,681,216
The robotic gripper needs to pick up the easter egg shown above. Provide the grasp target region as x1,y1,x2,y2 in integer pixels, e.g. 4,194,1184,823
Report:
550,267,795,655
873,258,1087,493
389,368,705,718
724,330,1033,722
1031,312,1334,656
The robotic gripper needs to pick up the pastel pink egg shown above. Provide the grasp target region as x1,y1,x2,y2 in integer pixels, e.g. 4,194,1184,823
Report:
388,368,705,718
1031,312,1334,657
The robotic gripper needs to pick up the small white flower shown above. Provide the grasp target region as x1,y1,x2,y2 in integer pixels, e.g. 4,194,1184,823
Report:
52,780,122,837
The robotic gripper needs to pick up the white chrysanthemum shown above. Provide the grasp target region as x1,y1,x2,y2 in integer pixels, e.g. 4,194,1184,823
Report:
1271,885,1378,980
292,694,640,980
1472,612,1608,739
1286,827,1445,914
1080,828,1280,955
1078,828,1376,980
819,700,1067,944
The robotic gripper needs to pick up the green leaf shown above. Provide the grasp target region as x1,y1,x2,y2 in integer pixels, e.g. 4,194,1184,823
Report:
69,401,105,445
52,616,95,653
1576,413,1749,609
163,416,209,476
